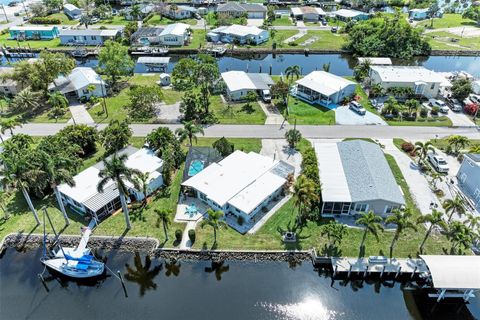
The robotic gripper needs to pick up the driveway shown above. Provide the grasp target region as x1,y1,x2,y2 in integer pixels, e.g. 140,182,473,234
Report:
335,106,387,125
446,111,476,127
260,139,302,177
258,100,286,125
247,18,264,27
68,102,94,124
155,102,181,123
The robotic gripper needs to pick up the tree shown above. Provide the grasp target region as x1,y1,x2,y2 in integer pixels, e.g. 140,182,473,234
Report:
293,175,319,225
427,2,440,28
10,88,40,112
212,137,234,157
130,4,141,20
322,62,331,72
43,0,63,11
179,90,202,122
355,211,384,252
414,141,434,164
36,51,76,94
30,3,48,17
127,85,163,119
385,208,417,258
175,121,204,146
0,118,22,136
285,128,302,149
417,209,446,253
195,58,219,115
135,172,150,208
171,58,197,90
7,60,37,88
443,195,466,222
201,209,227,246
124,21,138,42
124,252,162,297
451,78,473,101
405,99,419,116
97,154,141,229
354,58,371,82
463,6,480,26
285,65,301,84
155,209,171,241
57,124,98,157
271,80,290,106
320,220,347,247
443,220,474,254
446,135,470,154
100,119,132,156
145,127,184,168
98,41,134,90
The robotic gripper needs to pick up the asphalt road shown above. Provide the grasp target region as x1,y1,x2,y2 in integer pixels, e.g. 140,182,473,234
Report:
4,123,480,140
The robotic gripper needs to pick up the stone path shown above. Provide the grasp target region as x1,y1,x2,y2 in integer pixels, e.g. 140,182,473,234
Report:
258,100,287,125
283,28,307,43
68,103,95,124
179,221,197,250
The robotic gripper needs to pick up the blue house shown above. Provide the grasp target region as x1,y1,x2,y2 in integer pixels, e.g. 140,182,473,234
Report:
64,3,82,20
457,153,480,212
9,26,59,40
409,8,429,20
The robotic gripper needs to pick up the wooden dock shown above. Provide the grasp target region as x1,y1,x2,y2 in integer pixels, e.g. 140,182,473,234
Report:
331,257,430,278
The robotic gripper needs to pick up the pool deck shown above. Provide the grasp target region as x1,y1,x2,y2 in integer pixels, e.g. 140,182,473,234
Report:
174,197,208,222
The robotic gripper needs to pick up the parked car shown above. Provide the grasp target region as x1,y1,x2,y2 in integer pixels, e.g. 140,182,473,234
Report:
447,98,463,112
261,89,271,103
469,94,480,105
349,101,366,115
428,99,449,113
321,19,327,26
428,153,449,173
331,26,338,33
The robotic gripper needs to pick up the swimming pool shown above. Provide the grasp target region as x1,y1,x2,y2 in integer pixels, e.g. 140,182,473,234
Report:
188,160,204,177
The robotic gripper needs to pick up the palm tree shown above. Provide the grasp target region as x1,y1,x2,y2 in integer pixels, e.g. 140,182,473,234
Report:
443,195,466,221
443,220,474,254
414,141,434,164
355,211,384,252
135,172,150,208
0,118,22,137
155,208,171,241
293,175,319,225
284,65,301,84
175,121,204,146
10,87,40,112
124,252,162,297
446,135,470,154
285,128,302,149
320,220,347,247
130,4,142,20
385,208,417,258
465,213,480,230
201,209,227,246
417,209,446,253
354,58,372,81
97,154,141,230
322,62,331,72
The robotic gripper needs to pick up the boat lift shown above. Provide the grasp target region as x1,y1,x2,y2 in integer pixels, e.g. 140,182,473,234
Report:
136,56,170,72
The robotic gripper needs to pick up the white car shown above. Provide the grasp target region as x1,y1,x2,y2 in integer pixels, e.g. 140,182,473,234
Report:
349,101,366,115
469,94,480,105
448,98,462,112
428,153,449,173
428,99,449,113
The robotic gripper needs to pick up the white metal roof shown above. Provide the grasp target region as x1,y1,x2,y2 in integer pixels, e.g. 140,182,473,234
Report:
59,29,119,37
10,26,57,31
159,23,189,37
137,57,170,64
211,24,265,37
314,143,351,202
333,9,368,18
420,255,480,290
295,71,356,97
50,67,104,93
357,57,392,65
291,6,325,16
370,66,446,84
64,3,80,11
221,71,273,92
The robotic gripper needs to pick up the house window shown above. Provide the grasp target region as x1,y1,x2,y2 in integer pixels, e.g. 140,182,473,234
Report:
83,36,87,40
430,83,435,90
459,173,467,183
82,88,90,94
384,205,395,214
354,203,368,212
91,36,97,40
474,189,480,200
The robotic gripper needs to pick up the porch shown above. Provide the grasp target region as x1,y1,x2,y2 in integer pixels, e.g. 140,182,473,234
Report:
174,196,209,222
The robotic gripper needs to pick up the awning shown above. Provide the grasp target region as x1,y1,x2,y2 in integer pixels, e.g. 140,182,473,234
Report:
420,255,480,290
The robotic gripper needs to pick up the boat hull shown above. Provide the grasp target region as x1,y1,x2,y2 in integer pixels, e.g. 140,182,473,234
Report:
42,258,105,279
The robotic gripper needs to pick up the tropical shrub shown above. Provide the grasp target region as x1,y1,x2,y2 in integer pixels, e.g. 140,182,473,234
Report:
30,17,61,24
175,229,183,242
188,229,195,243
401,142,415,153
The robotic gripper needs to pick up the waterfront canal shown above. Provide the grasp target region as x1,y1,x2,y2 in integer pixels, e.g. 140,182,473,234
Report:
1,248,479,320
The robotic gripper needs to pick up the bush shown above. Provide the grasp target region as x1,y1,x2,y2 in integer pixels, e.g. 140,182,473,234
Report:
431,106,439,116
188,229,195,243
288,41,298,46
420,108,428,118
29,17,61,24
175,229,183,242
261,206,268,213
237,215,244,226
401,142,414,153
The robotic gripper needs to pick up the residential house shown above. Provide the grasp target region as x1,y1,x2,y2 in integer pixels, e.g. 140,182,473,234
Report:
9,26,59,40
64,4,82,20
357,57,392,66
221,71,274,101
208,24,269,45
58,146,164,218
59,28,121,46
158,23,190,46
131,27,164,45
369,66,445,99
124,4,154,20
290,6,325,21
409,8,429,20
182,150,294,228
48,67,107,99
294,71,356,108
332,9,369,21
315,140,405,217
457,153,480,212
0,67,22,96
216,3,267,19
163,5,197,20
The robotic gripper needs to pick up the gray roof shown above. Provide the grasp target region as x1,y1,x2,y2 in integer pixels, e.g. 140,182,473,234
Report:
337,140,405,205
59,29,121,37
248,73,274,90
217,3,267,13
84,183,119,212
465,153,480,163
131,27,164,39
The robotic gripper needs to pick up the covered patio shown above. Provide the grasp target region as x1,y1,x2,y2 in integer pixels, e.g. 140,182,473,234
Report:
174,196,209,222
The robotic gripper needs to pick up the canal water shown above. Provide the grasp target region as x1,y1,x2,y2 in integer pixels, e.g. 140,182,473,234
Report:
1,248,479,320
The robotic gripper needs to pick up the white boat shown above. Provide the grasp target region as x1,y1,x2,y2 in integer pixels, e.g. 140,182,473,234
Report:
41,218,105,279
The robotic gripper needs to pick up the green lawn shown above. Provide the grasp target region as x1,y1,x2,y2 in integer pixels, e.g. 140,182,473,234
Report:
192,137,262,153
257,30,298,49
271,16,293,26
185,29,207,49
93,15,131,26
145,15,197,26
0,33,61,49
426,31,480,51
210,95,266,124
417,13,478,30
276,97,335,125
0,101,71,124
289,31,347,50
428,137,480,152
387,116,453,127
44,13,78,25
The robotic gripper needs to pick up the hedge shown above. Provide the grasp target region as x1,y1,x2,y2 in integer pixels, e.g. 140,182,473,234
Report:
29,17,61,25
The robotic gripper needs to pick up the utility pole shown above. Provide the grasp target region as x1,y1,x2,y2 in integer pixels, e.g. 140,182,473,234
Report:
100,78,109,117
1,5,8,23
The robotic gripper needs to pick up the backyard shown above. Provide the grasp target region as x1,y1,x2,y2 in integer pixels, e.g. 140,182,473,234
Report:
0,33,61,49
288,30,347,50
276,97,335,125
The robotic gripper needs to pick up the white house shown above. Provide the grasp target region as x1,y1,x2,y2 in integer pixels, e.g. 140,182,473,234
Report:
58,146,164,218
131,27,164,45
163,5,197,20
208,25,269,45
332,9,369,21
216,3,267,19
64,4,82,20
49,67,106,99
158,23,190,46
0,67,22,96
369,66,445,99
357,57,392,66
290,6,325,21
457,153,480,212
182,150,294,228
294,71,356,108
59,29,121,46
221,71,274,101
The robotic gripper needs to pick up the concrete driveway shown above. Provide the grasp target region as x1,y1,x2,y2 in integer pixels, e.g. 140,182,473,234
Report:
446,111,476,127
335,106,387,125
260,139,302,177
155,102,181,123
247,18,264,27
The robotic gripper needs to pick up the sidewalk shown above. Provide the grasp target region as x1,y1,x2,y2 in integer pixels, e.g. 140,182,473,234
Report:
179,221,197,250
68,103,95,124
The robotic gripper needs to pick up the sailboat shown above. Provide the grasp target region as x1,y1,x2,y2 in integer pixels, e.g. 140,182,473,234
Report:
41,213,105,279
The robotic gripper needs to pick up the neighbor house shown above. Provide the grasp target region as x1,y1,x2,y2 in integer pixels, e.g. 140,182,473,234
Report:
0,67,22,96
182,150,294,228
457,153,480,212
58,146,164,218
59,28,121,45
221,71,274,101
290,6,325,21
163,5,197,20
294,71,356,108
64,3,82,20
158,23,190,46
124,3,154,20
369,66,445,99
48,67,106,99
409,8,429,20
9,26,59,40
216,3,267,19
315,140,405,217
332,9,369,21
208,24,269,45
357,57,392,66
131,27,164,45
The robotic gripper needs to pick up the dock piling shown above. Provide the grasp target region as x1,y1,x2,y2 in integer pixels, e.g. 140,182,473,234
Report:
380,265,385,278
118,270,128,298
411,266,417,279
347,264,352,278
363,266,368,278
395,266,402,279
